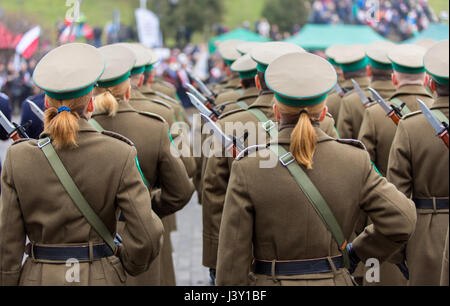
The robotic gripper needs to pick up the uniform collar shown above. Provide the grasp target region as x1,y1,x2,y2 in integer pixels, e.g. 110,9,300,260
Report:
351,76,371,89
340,79,354,90
225,77,242,89
390,85,433,99
271,125,333,146
40,118,98,140
116,99,137,113
237,86,259,101
139,84,155,95
370,80,395,91
432,96,449,109
248,92,274,109
130,87,148,100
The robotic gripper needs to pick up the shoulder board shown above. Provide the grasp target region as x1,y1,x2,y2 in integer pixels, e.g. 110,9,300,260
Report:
326,112,334,119
336,138,367,151
101,131,135,146
136,111,166,123
150,99,173,110
236,144,268,161
218,108,246,120
343,89,355,98
158,80,176,90
0,92,9,100
153,91,180,105
12,138,32,146
221,100,238,106
402,110,422,120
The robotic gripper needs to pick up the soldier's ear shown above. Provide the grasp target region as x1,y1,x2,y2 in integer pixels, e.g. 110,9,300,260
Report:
44,97,49,109
87,97,94,112
319,105,328,122
125,86,131,100
255,74,261,91
138,75,144,87
273,103,281,121
424,74,430,87
367,66,372,77
392,73,398,86
430,79,436,93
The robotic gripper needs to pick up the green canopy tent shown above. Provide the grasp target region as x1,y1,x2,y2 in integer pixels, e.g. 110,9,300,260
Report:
284,24,388,51
209,28,270,53
404,23,449,44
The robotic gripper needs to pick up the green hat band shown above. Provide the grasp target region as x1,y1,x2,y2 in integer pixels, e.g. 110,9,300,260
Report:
257,63,268,73
274,93,328,107
131,66,146,75
145,64,154,72
238,70,257,79
392,63,425,74
328,58,339,67
97,72,131,88
224,59,235,66
340,57,369,72
368,58,393,70
45,84,95,100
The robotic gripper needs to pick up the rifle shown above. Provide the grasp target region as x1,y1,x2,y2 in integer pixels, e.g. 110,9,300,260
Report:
0,111,30,141
186,69,217,102
368,88,403,126
186,86,221,118
352,79,374,108
27,99,45,122
417,99,449,149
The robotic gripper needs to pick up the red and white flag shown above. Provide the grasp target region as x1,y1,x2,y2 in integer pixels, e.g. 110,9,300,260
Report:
16,26,41,59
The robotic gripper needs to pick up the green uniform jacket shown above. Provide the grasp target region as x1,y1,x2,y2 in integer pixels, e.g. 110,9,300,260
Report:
216,127,416,286
388,96,449,286
202,92,339,269
359,85,434,176
219,86,259,114
215,77,242,105
337,76,371,139
326,79,354,123
0,119,164,286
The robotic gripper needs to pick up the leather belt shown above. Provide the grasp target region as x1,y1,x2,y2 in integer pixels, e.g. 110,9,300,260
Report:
29,244,114,261
414,198,449,210
254,256,344,276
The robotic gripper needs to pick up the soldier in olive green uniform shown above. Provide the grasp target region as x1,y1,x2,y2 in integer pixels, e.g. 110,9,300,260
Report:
0,43,164,286
216,52,416,286
91,45,195,286
202,43,338,282
359,44,433,177
388,41,449,286
325,45,348,122
219,54,259,114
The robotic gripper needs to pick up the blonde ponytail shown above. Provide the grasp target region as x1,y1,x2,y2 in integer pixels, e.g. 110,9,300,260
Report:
93,79,131,117
276,101,325,169
44,93,92,150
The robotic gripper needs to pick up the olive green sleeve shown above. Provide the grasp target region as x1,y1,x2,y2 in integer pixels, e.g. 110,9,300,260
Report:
358,109,378,168
0,149,27,286
115,147,164,277
337,96,354,139
216,161,254,286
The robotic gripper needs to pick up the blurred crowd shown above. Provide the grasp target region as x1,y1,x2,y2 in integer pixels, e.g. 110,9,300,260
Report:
310,0,441,40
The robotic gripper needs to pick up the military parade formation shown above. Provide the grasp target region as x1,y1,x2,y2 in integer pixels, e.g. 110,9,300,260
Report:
0,26,448,287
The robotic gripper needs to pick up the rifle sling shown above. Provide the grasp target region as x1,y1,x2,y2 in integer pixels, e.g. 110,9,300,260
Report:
38,137,117,253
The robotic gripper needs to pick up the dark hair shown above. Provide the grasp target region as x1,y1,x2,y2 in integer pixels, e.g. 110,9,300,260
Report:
143,70,151,84
343,68,367,80
370,67,393,81
257,71,269,91
241,77,256,89
435,81,449,97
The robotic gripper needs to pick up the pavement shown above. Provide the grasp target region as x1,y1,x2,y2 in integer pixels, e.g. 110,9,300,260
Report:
0,113,211,286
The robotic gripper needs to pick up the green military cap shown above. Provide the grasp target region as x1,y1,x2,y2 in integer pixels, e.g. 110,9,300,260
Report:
388,44,427,74
325,45,346,67
266,52,337,107
424,40,449,85
118,43,152,75
335,44,368,73
218,40,243,66
366,41,396,70
97,44,136,88
33,43,105,100
414,38,437,50
145,48,159,72
251,42,305,73
230,54,258,79
236,42,262,55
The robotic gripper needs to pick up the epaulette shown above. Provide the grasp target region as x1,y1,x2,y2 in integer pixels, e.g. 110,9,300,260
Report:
137,111,166,123
236,144,268,161
12,138,32,146
150,99,173,110
101,130,135,146
158,80,176,90
326,112,333,119
402,110,422,120
336,138,367,151
218,108,246,120
153,91,180,105
0,92,9,100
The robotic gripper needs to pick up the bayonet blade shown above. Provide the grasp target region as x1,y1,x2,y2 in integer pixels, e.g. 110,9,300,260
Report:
352,79,371,106
27,99,44,122
187,92,213,118
0,111,16,135
200,113,233,148
186,84,208,104
369,87,393,115
334,83,344,97
187,70,215,98
418,99,446,135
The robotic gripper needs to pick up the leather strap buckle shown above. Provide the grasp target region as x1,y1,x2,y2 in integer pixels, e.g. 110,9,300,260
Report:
38,137,51,149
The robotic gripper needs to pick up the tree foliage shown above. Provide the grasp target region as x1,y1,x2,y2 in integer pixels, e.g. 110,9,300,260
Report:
262,0,308,33
147,0,225,46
